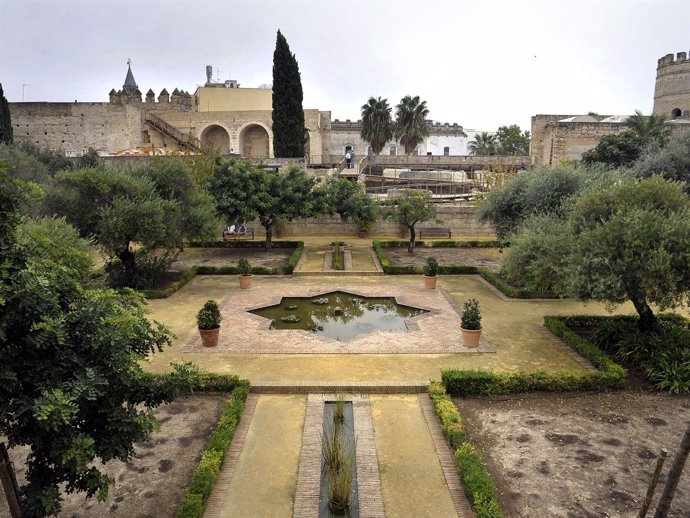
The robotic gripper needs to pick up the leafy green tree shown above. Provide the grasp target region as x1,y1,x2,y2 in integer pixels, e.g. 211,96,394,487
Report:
324,178,377,233
394,95,430,155
478,163,609,240
468,132,497,155
208,158,326,249
383,189,436,252
581,131,646,168
41,160,216,288
0,83,13,145
632,130,690,190
17,140,73,175
360,97,393,155
625,109,671,142
0,165,197,517
0,142,52,185
272,30,305,158
495,124,530,155
505,176,690,332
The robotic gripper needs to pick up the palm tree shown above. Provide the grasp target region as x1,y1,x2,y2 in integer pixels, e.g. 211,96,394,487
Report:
625,110,671,142
394,95,430,155
468,132,498,155
360,97,393,155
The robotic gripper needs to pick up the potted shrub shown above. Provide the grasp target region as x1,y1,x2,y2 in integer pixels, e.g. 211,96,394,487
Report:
238,258,253,289
460,298,482,348
197,299,222,347
423,256,439,289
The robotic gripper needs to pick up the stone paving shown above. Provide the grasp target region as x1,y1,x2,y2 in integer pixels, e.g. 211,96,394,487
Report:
183,284,493,354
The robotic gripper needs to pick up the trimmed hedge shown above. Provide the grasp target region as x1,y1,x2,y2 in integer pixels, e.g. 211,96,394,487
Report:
375,239,500,248
477,268,554,299
187,239,302,249
373,241,480,275
176,384,250,518
442,316,626,396
428,382,503,518
141,241,303,299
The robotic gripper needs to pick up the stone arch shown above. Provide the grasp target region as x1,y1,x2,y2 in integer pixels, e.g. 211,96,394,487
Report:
200,124,230,154
671,107,682,119
240,124,270,158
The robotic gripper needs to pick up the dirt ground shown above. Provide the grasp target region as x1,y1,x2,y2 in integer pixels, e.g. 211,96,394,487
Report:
453,390,690,518
1,394,227,518
385,247,504,272
171,247,293,272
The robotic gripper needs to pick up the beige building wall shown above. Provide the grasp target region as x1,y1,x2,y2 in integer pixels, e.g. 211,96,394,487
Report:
193,87,272,112
653,51,690,119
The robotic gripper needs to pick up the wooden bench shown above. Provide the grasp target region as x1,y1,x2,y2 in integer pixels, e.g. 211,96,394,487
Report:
419,227,452,239
222,228,255,240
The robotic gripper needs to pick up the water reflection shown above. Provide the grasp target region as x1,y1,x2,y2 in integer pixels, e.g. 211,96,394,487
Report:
250,291,427,341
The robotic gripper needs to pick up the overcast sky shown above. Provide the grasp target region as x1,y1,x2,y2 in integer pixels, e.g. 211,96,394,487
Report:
1,0,688,131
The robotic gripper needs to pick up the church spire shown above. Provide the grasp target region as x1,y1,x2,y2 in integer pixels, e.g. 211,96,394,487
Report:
123,58,138,94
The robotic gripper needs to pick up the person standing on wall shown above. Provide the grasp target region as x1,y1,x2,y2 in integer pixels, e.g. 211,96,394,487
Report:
350,149,356,169
345,149,351,168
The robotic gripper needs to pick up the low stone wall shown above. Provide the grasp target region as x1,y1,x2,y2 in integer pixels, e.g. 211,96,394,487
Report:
276,203,496,238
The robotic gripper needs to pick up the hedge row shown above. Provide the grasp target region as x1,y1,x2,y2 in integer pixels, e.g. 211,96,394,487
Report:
373,241,480,275
176,384,250,518
187,239,302,249
142,371,249,394
428,382,503,518
477,268,556,299
141,241,303,299
376,239,500,248
442,316,626,396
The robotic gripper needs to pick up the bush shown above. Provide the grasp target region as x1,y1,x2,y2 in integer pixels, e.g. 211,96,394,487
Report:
106,251,176,290
175,384,249,518
196,300,221,329
442,316,627,396
461,299,482,330
237,258,252,276
478,268,552,299
141,267,198,299
285,241,304,274
428,382,503,518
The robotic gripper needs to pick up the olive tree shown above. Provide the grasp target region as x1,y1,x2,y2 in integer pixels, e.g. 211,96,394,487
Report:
383,189,436,252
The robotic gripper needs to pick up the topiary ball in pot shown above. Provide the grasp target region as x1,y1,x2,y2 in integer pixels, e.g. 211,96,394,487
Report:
197,299,222,347
460,298,482,348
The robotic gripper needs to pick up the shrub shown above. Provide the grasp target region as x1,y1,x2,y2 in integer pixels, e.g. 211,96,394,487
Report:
423,256,439,276
461,299,482,330
196,299,221,330
478,268,544,299
237,258,252,276
285,241,304,274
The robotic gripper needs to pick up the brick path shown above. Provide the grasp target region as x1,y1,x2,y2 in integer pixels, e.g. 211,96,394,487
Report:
184,284,494,354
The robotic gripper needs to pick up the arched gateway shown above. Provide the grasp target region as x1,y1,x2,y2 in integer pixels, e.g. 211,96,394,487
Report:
200,125,230,154
240,124,270,158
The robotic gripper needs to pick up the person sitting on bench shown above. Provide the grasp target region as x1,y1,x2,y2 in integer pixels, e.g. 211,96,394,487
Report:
226,224,236,234
238,224,247,236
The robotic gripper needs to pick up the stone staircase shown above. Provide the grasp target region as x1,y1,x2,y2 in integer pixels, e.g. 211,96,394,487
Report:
145,112,201,152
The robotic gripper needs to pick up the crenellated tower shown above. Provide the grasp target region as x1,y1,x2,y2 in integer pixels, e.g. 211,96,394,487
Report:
653,51,690,119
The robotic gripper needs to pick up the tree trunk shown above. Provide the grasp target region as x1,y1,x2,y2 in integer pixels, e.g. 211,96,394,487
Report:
629,291,658,332
653,423,690,518
264,224,273,250
118,247,136,288
408,226,415,253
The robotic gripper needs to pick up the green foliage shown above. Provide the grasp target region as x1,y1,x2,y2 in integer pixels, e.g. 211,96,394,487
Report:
237,258,252,276
394,95,430,155
383,189,436,252
581,131,646,168
285,241,304,274
461,299,481,330
208,158,325,249
176,385,249,518
16,216,97,283
1,165,198,517
332,242,344,270
428,383,503,518
360,96,394,155
197,300,222,330
272,30,305,157
632,129,690,190
624,110,671,142
478,268,544,298
495,124,530,156
423,256,438,276
0,83,13,145
105,251,177,290
443,316,626,396
140,267,198,299
0,143,52,186
41,160,216,288
323,177,377,232
477,163,610,240
468,132,497,156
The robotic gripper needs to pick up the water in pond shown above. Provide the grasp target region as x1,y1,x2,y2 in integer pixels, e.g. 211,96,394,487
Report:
250,291,427,341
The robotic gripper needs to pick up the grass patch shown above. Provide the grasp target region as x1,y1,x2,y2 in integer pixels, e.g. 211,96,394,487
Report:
373,240,481,275
176,383,250,518
428,382,503,518
442,316,627,396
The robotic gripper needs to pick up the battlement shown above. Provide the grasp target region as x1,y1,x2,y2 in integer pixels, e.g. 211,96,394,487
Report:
657,51,690,68
109,87,193,109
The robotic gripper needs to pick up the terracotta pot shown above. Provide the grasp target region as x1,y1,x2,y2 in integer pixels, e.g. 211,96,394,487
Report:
423,275,438,289
199,327,220,348
461,327,482,348
238,274,254,289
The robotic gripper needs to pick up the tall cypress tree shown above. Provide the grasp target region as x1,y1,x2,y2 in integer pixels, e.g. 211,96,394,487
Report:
272,30,305,158
0,83,13,145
